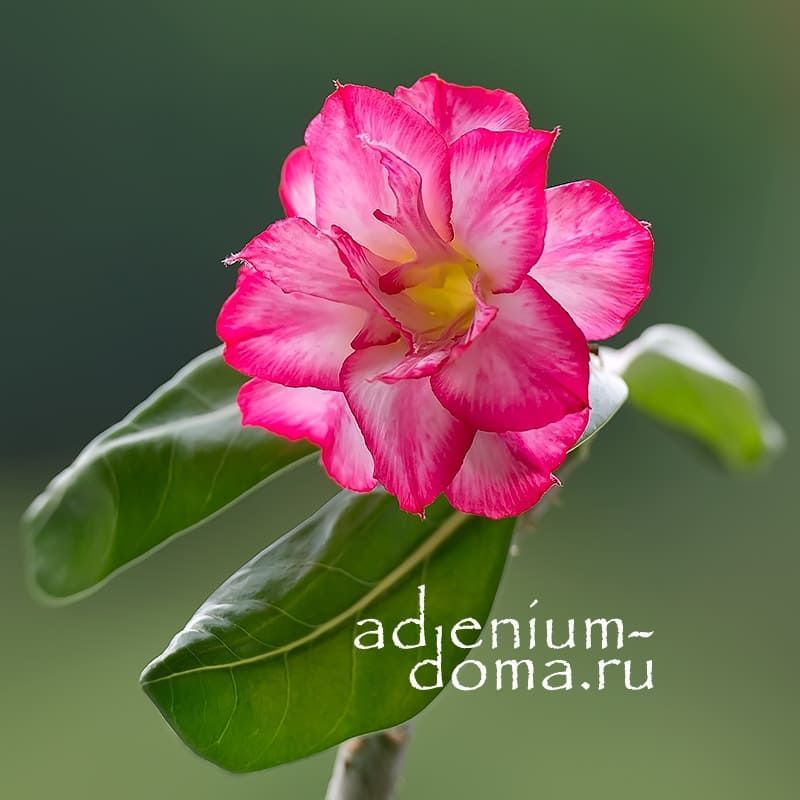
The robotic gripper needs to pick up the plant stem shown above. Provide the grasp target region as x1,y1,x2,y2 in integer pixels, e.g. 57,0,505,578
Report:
325,724,412,800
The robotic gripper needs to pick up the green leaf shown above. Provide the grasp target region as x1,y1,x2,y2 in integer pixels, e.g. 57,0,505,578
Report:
571,358,629,450
602,324,784,468
141,490,514,773
22,348,315,602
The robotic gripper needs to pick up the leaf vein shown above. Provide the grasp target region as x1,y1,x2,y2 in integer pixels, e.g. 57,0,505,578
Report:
141,510,470,685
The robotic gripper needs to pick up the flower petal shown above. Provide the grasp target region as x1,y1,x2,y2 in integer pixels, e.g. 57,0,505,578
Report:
323,402,379,493
376,345,451,382
431,276,589,432
226,217,369,308
450,128,555,293
446,433,555,518
351,313,401,349
395,74,530,144
239,379,376,492
369,144,453,262
503,408,590,471
307,84,452,259
239,378,333,445
531,181,653,340
217,268,365,390
278,145,316,221
446,409,588,518
340,342,474,514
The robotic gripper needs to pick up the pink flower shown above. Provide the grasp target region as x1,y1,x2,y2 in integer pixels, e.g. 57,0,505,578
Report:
218,75,653,518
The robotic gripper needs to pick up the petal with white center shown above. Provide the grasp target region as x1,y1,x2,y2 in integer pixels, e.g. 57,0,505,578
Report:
531,181,653,340
341,342,474,514
369,144,453,263
217,269,365,391
446,433,555,518
226,217,369,309
504,408,590,471
446,409,589,518
431,277,589,432
450,128,555,293
395,74,530,144
307,84,452,259
239,379,376,492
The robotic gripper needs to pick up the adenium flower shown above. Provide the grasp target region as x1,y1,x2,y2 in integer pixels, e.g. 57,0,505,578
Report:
218,75,652,518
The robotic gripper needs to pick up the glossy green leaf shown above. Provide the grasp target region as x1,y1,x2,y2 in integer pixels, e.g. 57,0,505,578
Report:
602,324,784,468
141,490,514,772
571,358,629,451
23,348,314,601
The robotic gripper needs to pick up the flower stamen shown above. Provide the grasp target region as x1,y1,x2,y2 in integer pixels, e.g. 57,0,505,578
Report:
404,260,478,338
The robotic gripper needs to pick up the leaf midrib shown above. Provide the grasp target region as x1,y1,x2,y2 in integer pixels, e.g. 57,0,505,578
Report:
141,509,470,686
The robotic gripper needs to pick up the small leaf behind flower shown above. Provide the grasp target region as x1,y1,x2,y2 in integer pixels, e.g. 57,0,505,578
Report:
22,348,314,601
602,324,784,468
141,490,514,772
571,358,629,451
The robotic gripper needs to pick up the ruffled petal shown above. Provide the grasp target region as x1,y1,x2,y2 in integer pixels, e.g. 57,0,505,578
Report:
503,408,590,471
395,74,530,144
323,402,379,493
239,379,376,492
431,276,589,432
239,378,333,445
340,342,475,514
278,145,316,221
450,128,555,293
531,181,653,340
446,433,555,518
375,345,451,382
369,144,453,263
217,269,365,391
307,84,452,259
351,313,401,349
446,409,588,518
332,227,435,337
225,217,369,308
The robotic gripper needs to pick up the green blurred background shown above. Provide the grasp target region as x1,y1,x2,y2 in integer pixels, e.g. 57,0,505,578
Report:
2,0,797,796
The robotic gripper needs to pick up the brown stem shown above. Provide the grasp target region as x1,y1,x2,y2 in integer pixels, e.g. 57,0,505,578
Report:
325,725,412,800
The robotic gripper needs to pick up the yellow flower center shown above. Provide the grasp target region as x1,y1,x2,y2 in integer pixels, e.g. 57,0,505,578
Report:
404,260,478,338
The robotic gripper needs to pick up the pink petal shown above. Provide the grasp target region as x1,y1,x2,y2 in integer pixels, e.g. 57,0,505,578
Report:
239,378,333,445
531,181,653,340
446,433,555,518
395,74,530,144
278,146,316,221
351,313,401,349
446,409,589,518
239,379,376,492
431,276,589,432
217,268,365,391
450,128,555,293
369,145,453,262
323,402,379,493
376,345,451,382
504,408,590,471
340,342,475,514
307,84,452,259
226,217,368,309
